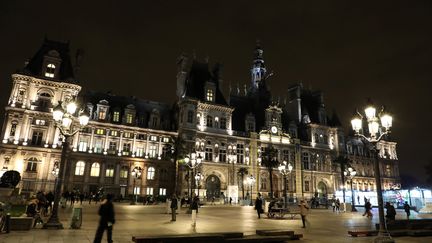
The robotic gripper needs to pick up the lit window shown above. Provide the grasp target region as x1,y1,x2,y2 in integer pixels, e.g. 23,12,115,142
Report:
135,147,144,157
150,136,157,141
45,64,56,78
162,137,169,143
134,187,141,195
78,139,88,152
206,89,214,102
94,139,103,153
159,188,166,196
98,109,106,120
147,167,155,180
110,130,118,136
123,143,131,156
149,145,157,158
105,164,114,177
120,166,129,178
146,187,154,195
96,129,105,135
124,132,132,138
75,161,85,176
113,111,120,122
126,113,133,124
90,162,100,177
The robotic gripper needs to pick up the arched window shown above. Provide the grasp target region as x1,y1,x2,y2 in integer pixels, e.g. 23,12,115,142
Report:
90,162,100,177
75,161,85,176
260,176,267,190
45,63,56,78
147,167,155,180
38,92,52,109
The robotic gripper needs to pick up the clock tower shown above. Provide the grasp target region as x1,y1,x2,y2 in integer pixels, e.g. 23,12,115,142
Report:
265,104,282,135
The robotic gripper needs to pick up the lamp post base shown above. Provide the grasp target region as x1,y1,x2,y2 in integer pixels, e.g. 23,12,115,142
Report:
43,217,64,229
351,207,358,212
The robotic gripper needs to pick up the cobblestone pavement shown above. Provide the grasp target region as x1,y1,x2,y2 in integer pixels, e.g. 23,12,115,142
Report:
1,202,431,243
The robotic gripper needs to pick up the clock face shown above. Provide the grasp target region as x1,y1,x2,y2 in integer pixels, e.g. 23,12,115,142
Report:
271,126,278,134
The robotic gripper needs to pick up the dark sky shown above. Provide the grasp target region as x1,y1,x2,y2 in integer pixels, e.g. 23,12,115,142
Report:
1,0,431,184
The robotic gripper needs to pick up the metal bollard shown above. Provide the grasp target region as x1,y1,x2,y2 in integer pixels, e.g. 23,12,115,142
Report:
6,213,11,233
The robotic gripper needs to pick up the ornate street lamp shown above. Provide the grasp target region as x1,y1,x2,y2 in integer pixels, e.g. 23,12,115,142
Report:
130,166,142,205
344,167,357,212
194,172,203,197
185,152,202,200
247,175,256,206
351,100,393,237
44,100,89,229
278,160,293,208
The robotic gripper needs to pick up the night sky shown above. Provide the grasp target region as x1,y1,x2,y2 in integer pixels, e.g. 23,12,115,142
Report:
0,1,431,185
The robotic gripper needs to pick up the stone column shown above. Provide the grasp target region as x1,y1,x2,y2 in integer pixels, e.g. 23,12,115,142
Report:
114,163,120,185
52,127,60,148
104,129,110,154
132,133,137,156
89,127,95,153
158,136,162,159
118,132,124,155
23,117,33,145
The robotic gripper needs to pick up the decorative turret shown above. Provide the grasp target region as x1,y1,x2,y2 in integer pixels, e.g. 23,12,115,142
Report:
250,41,267,92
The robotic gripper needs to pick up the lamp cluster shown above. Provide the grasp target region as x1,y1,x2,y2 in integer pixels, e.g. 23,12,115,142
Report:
184,152,203,169
278,160,293,175
351,101,392,141
52,100,90,135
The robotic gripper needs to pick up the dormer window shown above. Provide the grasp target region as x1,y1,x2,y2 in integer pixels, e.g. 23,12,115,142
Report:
206,89,214,102
98,109,107,120
126,113,133,124
45,64,56,78
113,111,120,122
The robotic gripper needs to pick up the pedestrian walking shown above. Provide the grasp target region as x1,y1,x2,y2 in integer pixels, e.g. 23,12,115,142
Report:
363,199,373,218
191,196,199,228
254,193,263,219
93,194,115,243
229,197,232,205
385,202,396,222
170,194,178,222
332,200,336,212
298,199,310,228
70,191,75,206
46,191,54,214
80,192,85,205
335,198,340,212
404,201,411,220
211,196,215,205
357,195,360,205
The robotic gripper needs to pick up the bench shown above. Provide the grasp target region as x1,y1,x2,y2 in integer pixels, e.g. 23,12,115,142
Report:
9,217,33,231
255,229,303,240
226,235,297,242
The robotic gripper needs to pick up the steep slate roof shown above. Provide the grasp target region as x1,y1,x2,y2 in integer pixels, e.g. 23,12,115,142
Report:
80,91,177,131
184,60,228,106
20,38,76,82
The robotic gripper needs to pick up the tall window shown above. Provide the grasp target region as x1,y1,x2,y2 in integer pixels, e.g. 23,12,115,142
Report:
206,115,213,127
123,143,131,156
94,139,103,153
98,108,106,120
136,147,144,157
75,161,85,176
149,145,157,158
219,149,226,162
302,152,310,170
150,136,157,141
126,113,133,124
146,187,154,195
206,89,214,102
105,164,114,177
10,123,17,136
26,157,38,172
147,167,155,180
38,93,52,109
305,181,310,192
237,144,244,164
113,111,120,122
187,110,194,123
152,117,158,127
260,176,267,190
159,188,166,196
31,131,43,146
110,130,118,136
120,166,129,179
90,162,100,177
205,148,213,161
96,129,105,135
108,142,117,154
45,63,56,78
220,117,226,129
282,150,289,161
78,139,88,152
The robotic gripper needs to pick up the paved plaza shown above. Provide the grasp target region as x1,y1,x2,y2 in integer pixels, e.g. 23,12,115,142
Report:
1,202,432,243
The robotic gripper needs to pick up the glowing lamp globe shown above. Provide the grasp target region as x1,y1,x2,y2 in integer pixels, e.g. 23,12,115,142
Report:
380,113,392,129
66,102,77,114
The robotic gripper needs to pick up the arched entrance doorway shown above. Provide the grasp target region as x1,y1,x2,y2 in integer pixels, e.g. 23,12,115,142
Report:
206,175,221,199
317,181,328,198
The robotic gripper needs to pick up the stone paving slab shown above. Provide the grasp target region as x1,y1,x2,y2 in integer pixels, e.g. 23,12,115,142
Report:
1,203,432,242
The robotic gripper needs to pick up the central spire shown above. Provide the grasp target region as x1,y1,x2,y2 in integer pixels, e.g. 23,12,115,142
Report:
251,40,267,92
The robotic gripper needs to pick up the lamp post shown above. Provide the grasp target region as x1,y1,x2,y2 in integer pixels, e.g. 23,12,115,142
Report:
278,161,293,208
130,166,142,205
184,152,202,200
194,172,203,197
351,100,393,236
344,167,357,212
228,145,236,186
247,175,256,206
44,100,89,229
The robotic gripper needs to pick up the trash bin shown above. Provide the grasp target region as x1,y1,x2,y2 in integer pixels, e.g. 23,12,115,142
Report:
70,206,82,229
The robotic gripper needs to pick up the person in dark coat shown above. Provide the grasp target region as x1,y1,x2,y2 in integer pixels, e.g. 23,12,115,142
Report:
254,193,263,219
404,201,411,220
385,202,396,221
79,193,85,205
93,194,115,243
170,194,178,221
46,191,54,214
